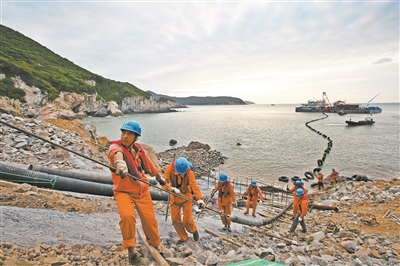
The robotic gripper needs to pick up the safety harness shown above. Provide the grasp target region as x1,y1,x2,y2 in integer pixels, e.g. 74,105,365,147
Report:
170,162,189,193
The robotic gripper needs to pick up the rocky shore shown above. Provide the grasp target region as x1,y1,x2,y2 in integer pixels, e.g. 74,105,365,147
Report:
0,114,399,266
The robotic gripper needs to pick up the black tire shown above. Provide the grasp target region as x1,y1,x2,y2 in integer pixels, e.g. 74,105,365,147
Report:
318,159,323,166
313,167,322,173
292,176,300,181
355,175,368,182
304,171,314,179
278,176,289,182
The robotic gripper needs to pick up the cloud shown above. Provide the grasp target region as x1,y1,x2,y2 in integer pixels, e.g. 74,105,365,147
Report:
372,58,393,65
1,1,398,104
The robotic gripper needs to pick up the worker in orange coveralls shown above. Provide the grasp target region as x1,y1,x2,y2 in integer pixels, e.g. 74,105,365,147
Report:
243,180,263,217
288,188,308,233
212,173,237,232
317,171,324,190
108,120,165,265
163,157,205,243
330,168,339,185
287,180,309,219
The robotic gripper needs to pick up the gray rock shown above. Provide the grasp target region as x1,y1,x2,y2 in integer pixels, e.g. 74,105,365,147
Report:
350,258,363,266
341,240,358,253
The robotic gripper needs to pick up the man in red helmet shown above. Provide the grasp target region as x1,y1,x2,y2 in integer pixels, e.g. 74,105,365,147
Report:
108,120,165,265
212,173,237,231
162,157,204,243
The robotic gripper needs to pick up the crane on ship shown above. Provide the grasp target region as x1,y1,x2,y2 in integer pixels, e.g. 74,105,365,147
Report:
321,92,332,111
366,94,379,106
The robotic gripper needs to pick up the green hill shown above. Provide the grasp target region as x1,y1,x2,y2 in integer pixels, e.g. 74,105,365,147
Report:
0,24,247,106
147,91,246,105
0,24,150,103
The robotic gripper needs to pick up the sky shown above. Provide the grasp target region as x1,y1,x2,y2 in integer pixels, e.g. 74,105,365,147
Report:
1,1,399,104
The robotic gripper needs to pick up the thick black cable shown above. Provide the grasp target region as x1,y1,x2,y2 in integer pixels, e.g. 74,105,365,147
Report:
0,119,229,217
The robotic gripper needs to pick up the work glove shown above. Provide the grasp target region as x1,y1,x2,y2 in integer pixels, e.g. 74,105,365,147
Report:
258,200,262,204
156,177,165,186
298,217,303,222
171,187,180,194
114,160,129,178
197,199,205,209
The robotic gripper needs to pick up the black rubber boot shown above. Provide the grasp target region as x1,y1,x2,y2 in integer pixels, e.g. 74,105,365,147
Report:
193,230,199,241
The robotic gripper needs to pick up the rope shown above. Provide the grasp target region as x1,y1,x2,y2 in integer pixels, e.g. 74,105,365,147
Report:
0,120,231,216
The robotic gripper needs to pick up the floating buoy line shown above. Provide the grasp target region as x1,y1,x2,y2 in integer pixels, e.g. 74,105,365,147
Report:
277,113,333,183
304,113,333,168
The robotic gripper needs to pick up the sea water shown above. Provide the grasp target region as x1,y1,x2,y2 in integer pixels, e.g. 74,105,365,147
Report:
83,103,399,185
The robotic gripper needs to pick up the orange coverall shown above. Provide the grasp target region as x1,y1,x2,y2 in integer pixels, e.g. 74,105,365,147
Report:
288,185,309,218
330,170,339,184
163,164,204,242
244,185,263,216
108,141,161,249
289,196,308,232
213,181,236,226
317,173,324,190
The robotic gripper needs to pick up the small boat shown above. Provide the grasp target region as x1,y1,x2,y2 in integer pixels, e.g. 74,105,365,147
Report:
346,118,375,126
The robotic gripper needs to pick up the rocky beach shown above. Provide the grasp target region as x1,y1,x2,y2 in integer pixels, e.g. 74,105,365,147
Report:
1,114,400,266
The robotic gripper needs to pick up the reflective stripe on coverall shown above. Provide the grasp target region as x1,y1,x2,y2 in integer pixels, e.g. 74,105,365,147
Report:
244,185,263,215
108,141,161,248
214,181,236,226
163,163,203,241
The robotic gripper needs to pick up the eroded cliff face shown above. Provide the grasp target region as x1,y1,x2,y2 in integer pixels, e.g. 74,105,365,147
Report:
121,96,183,113
0,97,22,117
0,77,183,120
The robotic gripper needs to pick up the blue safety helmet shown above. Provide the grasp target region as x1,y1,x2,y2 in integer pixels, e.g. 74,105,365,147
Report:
188,161,193,170
251,180,257,186
120,120,141,136
296,188,304,195
294,180,303,186
219,174,228,182
174,157,189,175
332,168,335,171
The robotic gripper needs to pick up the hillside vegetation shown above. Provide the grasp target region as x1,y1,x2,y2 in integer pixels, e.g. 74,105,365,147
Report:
1,24,247,106
0,25,150,103
147,91,246,105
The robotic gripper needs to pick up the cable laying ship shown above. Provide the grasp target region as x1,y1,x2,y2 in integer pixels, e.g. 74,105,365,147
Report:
295,92,382,114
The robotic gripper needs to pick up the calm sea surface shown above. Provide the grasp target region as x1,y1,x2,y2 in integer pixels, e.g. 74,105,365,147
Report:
83,103,399,185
